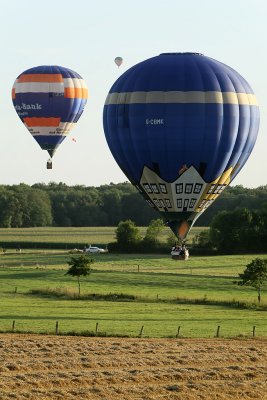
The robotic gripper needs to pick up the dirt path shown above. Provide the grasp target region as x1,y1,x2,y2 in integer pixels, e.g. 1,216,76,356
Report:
0,334,266,399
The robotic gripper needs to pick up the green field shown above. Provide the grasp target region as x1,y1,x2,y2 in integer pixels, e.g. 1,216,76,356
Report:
0,248,267,338
0,226,207,247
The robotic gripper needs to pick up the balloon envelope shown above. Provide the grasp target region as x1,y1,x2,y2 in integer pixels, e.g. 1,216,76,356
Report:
103,53,260,240
12,65,88,158
114,57,123,67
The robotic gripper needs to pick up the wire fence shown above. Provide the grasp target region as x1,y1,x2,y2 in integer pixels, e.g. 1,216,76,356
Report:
1,320,264,339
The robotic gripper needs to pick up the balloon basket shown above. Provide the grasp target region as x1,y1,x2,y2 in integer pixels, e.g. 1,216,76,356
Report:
171,250,189,260
47,160,52,169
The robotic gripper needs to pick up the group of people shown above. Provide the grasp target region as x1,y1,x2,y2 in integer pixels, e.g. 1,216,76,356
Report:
172,243,186,255
171,243,189,259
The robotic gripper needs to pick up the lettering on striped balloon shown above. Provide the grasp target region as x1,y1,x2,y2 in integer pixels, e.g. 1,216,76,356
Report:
146,118,164,125
15,103,42,111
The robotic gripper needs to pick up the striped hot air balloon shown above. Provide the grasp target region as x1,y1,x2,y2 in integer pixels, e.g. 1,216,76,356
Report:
12,65,88,168
103,53,260,241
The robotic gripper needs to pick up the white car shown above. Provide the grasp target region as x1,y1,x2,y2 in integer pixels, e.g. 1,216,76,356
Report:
85,246,108,254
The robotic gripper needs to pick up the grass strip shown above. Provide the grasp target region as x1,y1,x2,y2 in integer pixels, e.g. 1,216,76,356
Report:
28,288,267,310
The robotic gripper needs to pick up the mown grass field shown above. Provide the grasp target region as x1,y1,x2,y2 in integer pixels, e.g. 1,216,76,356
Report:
1,334,267,400
0,246,267,338
0,334,267,400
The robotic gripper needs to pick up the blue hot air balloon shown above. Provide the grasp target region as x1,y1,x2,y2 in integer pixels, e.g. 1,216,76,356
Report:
103,53,260,240
12,65,88,168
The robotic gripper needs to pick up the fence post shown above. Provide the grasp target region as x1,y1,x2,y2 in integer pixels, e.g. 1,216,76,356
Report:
253,326,256,337
12,320,15,332
55,321,59,335
139,325,144,338
176,326,181,338
96,322,99,336
216,325,220,337
137,265,140,273
14,287,17,294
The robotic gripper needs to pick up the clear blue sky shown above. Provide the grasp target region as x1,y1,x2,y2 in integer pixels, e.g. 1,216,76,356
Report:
1,0,266,188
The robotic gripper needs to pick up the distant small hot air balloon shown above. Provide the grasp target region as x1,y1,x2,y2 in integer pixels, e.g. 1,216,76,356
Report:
103,53,260,242
12,65,88,169
114,57,123,68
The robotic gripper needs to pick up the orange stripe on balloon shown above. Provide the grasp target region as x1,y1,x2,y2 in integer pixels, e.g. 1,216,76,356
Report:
23,117,61,127
12,88,16,99
64,87,88,99
18,74,64,83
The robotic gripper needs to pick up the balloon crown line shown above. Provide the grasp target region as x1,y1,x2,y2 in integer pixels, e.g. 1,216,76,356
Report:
160,52,204,56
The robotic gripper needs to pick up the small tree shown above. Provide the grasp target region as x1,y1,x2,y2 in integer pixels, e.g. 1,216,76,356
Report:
116,220,141,248
144,218,165,244
66,255,94,296
236,258,267,303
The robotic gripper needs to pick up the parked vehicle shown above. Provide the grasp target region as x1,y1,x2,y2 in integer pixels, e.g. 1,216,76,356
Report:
84,246,108,254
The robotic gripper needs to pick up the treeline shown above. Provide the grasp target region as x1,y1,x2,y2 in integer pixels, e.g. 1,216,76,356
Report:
0,182,267,228
0,182,156,228
194,206,267,254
